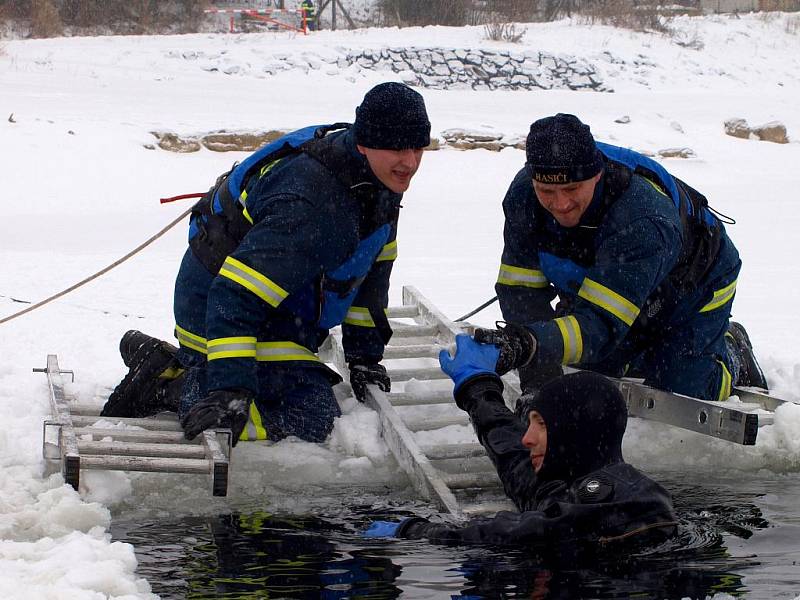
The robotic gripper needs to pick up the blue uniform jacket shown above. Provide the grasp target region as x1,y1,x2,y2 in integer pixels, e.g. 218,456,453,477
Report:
496,150,739,375
173,129,400,393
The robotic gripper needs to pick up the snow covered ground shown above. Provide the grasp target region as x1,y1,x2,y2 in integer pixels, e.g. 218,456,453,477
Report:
1,13,800,598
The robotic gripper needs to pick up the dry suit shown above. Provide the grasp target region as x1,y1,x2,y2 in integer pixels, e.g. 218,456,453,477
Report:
398,372,678,549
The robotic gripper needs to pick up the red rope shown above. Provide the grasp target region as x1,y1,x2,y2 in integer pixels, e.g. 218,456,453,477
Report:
160,192,205,204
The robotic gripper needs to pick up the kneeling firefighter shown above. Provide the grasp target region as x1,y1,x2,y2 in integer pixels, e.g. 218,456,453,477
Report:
101,82,431,445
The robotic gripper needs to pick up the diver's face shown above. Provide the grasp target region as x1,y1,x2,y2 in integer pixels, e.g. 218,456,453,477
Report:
521,410,547,473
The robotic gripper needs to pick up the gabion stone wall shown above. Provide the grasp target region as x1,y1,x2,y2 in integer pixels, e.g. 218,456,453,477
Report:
343,47,610,91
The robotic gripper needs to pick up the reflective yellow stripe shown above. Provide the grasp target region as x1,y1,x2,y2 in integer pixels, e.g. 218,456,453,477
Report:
344,306,375,327
158,366,185,380
175,325,207,354
219,256,289,308
717,360,732,401
256,341,321,362
207,336,257,360
259,158,282,178
240,402,268,441
376,240,398,262
242,206,254,224
643,177,668,197
554,315,583,364
578,278,640,327
700,279,737,313
497,263,548,289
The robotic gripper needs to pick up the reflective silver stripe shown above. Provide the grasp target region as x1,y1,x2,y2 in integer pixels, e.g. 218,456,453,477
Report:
256,341,321,362
344,306,375,327
207,337,257,360
700,279,737,313
175,325,207,354
554,316,583,364
578,278,639,327
497,264,548,288
219,257,288,308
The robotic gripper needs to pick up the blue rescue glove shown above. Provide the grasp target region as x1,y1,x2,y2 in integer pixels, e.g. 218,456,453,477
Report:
362,520,401,538
439,334,501,392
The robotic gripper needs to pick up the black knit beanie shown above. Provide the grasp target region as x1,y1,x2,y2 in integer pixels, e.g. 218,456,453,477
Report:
517,371,627,483
526,113,604,184
353,82,431,150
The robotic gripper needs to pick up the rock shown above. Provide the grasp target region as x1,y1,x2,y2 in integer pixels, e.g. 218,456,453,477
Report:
202,130,287,152
724,117,751,139
155,133,201,153
441,128,503,143
425,138,442,151
752,121,788,144
614,115,631,124
658,147,696,158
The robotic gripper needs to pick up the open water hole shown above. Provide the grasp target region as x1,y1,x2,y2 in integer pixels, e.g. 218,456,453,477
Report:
110,472,800,599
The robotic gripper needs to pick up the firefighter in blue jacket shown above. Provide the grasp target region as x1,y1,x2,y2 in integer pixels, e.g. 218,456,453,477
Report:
364,335,678,549
101,82,431,445
476,113,767,402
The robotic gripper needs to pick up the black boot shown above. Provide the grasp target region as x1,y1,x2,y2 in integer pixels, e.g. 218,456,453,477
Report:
725,322,769,391
101,331,183,418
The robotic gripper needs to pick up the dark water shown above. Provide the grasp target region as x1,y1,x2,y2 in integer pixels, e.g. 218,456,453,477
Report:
110,475,800,600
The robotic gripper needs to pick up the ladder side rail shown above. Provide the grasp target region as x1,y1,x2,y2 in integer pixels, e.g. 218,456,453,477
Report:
402,286,464,341
43,354,81,490
365,386,464,518
202,430,231,497
326,327,464,517
619,380,759,445
732,386,795,412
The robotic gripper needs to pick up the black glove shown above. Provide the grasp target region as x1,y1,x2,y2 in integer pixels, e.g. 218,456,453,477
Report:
180,389,252,447
473,322,537,376
349,362,390,402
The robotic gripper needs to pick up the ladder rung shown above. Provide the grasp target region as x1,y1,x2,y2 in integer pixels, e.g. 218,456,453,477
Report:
441,471,502,490
386,305,419,318
71,414,182,431
391,324,439,338
74,427,189,443
388,390,454,406
404,413,470,431
80,454,211,474
421,442,485,460
383,345,441,359
69,404,104,416
77,440,206,459
389,367,450,382
432,455,496,474
461,500,516,517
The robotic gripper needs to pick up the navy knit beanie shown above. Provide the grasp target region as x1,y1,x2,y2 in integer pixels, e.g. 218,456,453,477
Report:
526,114,604,184
517,371,627,483
353,82,431,150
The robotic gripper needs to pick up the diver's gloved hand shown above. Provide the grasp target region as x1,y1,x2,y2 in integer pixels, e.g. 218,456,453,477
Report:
362,520,402,538
473,321,537,375
439,334,500,392
180,389,251,447
349,362,390,402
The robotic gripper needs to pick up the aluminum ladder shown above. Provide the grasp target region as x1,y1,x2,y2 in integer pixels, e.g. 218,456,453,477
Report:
39,354,232,496
322,286,793,519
